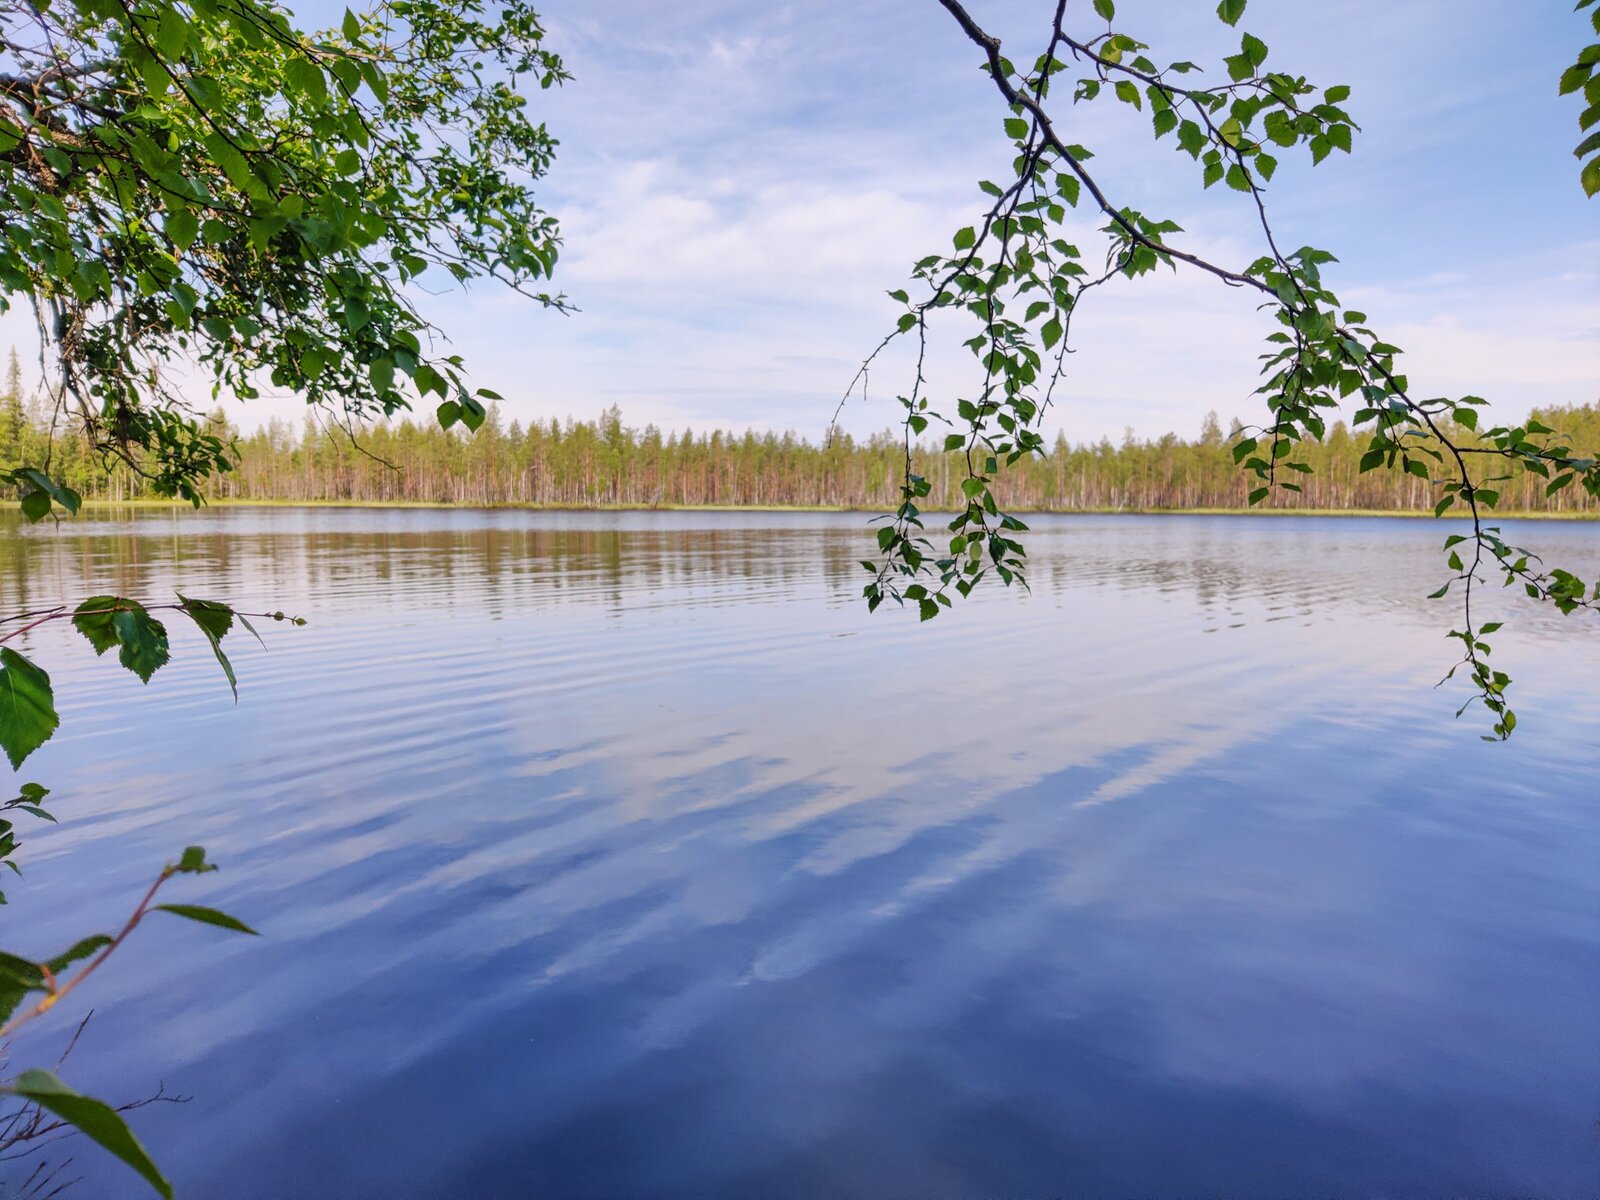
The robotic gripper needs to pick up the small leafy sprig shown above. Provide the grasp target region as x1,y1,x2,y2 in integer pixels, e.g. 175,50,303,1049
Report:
0,594,304,770
1,846,255,1200
0,784,54,906
3,469,83,525
1561,0,1600,196
0,474,290,1193
846,0,1600,738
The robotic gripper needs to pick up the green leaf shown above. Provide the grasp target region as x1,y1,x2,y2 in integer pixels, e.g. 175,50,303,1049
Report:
10,1070,172,1200
164,208,199,253
178,596,237,701
45,934,111,974
436,400,462,430
0,649,57,770
154,904,258,936
0,954,41,1023
952,226,977,251
284,56,328,104
1003,117,1029,140
72,596,123,655
112,607,170,683
368,356,396,395
15,468,79,518
173,846,218,875
1561,62,1594,95
1582,155,1600,198
1092,0,1114,19
154,7,188,59
0,951,43,991
176,596,233,644
1216,0,1246,25
19,492,50,523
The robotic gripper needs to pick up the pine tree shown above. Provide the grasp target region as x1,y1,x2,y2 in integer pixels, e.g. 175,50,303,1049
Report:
0,348,26,468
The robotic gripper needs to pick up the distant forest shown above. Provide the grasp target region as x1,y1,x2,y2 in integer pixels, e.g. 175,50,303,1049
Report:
4,352,1597,513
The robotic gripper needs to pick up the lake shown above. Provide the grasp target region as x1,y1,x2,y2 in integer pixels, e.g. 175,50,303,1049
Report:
2,508,1598,1199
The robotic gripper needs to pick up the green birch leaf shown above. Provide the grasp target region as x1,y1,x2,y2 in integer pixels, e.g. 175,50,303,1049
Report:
72,596,124,655
0,649,58,769
15,469,81,516
45,934,112,974
178,596,237,700
19,492,50,523
154,904,259,935
112,608,170,683
10,1070,172,1200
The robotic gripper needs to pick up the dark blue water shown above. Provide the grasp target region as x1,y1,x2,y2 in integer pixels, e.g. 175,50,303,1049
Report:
2,509,1597,1199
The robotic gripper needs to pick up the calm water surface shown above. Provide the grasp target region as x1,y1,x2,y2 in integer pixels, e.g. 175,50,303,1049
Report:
2,509,1598,1199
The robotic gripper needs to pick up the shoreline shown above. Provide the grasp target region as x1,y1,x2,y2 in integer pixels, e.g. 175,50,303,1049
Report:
69,499,1600,520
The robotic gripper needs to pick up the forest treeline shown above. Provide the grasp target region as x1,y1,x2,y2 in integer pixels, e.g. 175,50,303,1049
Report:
4,352,1598,513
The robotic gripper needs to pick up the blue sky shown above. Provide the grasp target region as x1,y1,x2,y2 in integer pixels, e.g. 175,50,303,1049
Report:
7,0,1596,443
470,0,1600,443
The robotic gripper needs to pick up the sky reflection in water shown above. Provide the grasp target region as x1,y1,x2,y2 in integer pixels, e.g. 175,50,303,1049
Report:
1,509,1597,1199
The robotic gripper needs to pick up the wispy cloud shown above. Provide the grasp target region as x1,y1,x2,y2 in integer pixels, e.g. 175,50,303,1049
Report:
2,0,1591,444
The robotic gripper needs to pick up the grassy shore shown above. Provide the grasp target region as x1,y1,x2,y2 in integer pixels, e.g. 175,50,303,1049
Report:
72,498,1600,520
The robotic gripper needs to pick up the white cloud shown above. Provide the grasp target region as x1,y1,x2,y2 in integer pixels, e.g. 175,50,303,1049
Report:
1,0,1592,450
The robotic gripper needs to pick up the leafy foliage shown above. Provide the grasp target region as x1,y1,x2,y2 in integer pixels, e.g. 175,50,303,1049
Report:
0,782,53,904
1563,0,1600,196
4,467,82,522
0,596,295,768
10,1069,172,1199
0,595,293,1192
851,0,1600,739
0,0,566,502
0,846,252,1198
